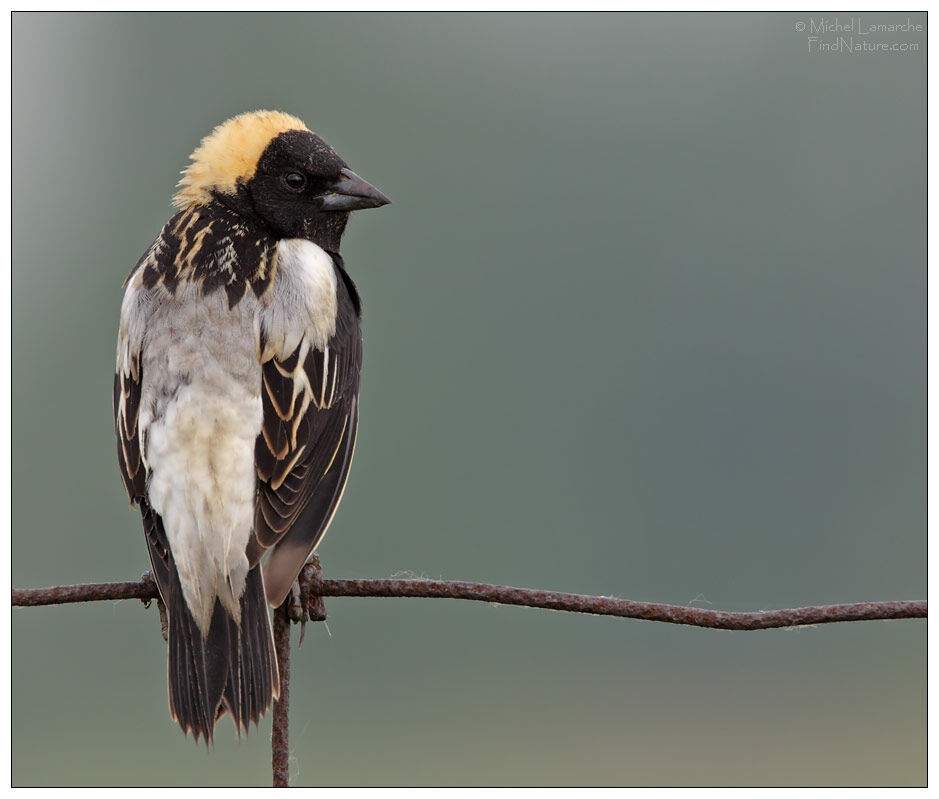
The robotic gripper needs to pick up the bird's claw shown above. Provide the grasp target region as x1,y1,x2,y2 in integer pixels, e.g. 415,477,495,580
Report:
156,597,169,642
139,571,168,642
287,581,306,622
285,555,327,646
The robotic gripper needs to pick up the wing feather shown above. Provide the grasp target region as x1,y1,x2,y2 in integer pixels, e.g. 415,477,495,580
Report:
115,305,147,501
253,256,362,604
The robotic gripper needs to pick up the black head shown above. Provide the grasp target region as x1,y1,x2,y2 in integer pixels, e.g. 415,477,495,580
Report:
247,129,389,249
174,112,389,252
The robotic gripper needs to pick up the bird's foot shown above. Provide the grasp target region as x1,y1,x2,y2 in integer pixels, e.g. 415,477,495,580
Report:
140,571,169,642
286,555,327,646
156,597,168,642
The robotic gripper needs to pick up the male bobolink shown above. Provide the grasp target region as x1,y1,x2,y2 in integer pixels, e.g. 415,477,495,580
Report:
114,111,388,741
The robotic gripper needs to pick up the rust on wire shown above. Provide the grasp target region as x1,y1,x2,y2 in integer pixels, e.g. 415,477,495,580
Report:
12,575,159,606
316,579,928,630
272,602,292,788
11,575,927,630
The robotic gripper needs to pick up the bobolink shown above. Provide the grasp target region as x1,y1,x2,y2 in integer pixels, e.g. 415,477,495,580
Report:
114,110,388,742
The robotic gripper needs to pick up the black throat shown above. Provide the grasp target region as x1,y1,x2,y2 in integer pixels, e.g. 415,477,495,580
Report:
302,212,350,253
212,184,350,252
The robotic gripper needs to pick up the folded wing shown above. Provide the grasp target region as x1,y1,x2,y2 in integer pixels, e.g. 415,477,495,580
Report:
254,255,363,606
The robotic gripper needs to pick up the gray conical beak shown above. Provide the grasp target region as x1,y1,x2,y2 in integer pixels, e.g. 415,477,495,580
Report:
320,168,391,211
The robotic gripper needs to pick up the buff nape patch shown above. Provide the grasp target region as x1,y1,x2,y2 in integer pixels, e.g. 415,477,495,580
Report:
173,110,309,209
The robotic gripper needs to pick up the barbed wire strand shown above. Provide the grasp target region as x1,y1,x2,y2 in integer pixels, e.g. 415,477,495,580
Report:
12,568,927,786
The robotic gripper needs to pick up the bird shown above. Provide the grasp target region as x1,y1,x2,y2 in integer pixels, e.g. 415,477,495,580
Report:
113,110,389,742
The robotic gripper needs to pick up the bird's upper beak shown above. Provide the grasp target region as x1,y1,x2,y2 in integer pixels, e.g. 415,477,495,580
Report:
320,168,391,211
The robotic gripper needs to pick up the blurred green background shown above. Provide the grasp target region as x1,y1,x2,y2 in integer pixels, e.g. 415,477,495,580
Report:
12,12,925,786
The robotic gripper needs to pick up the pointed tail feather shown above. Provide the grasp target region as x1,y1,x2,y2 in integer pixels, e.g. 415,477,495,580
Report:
141,504,280,741
165,565,279,742
220,566,280,733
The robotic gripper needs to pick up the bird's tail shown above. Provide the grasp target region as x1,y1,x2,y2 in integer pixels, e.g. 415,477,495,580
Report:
164,562,280,743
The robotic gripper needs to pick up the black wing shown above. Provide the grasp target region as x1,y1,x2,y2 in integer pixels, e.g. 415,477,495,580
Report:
114,351,145,503
255,256,363,606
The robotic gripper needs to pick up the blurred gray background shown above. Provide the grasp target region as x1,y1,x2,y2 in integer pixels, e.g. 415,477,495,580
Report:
12,12,925,786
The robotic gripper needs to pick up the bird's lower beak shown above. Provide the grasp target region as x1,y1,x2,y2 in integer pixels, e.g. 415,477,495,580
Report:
320,168,391,211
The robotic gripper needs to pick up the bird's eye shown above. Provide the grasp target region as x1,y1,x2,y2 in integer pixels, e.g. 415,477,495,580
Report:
283,172,306,191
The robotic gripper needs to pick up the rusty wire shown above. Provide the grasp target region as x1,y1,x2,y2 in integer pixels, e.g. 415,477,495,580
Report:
11,569,928,786
271,603,291,788
11,575,927,629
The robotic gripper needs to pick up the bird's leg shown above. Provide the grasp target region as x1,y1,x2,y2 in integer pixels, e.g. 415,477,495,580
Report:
156,597,169,642
287,555,327,646
140,571,169,642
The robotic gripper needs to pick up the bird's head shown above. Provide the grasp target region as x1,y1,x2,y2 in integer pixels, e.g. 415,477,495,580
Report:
173,110,389,249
